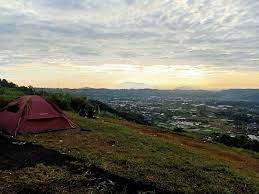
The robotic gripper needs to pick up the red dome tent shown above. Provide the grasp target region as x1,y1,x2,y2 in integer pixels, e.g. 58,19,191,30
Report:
0,95,76,136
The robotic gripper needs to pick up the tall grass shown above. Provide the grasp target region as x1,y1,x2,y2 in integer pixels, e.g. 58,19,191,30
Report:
0,88,24,100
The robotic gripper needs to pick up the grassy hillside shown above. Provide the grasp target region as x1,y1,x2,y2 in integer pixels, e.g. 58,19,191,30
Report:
11,112,258,193
0,79,258,193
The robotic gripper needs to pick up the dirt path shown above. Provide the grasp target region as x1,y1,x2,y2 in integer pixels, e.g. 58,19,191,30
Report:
0,135,170,194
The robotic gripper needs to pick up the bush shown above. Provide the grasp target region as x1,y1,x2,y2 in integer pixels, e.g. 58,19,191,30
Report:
0,79,17,88
0,88,25,100
214,134,259,152
46,93,72,111
71,96,89,111
0,78,34,95
174,126,184,133
46,92,93,112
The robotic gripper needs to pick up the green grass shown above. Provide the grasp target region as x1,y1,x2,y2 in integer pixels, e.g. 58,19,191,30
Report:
0,88,24,100
19,112,259,193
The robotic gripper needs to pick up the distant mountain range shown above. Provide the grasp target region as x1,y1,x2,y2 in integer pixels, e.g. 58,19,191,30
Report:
37,88,259,103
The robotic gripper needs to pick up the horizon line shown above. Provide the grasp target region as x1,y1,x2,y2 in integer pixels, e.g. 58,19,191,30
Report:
35,86,259,91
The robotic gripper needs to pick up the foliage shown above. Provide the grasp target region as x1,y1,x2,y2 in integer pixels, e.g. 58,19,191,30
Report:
0,87,25,101
46,92,73,111
0,78,34,95
174,126,184,133
0,78,17,88
214,134,259,152
71,96,89,111
0,78,92,113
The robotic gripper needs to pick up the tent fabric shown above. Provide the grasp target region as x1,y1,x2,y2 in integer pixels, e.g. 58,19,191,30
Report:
0,95,76,136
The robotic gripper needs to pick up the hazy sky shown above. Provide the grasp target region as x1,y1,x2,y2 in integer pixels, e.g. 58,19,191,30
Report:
0,0,258,89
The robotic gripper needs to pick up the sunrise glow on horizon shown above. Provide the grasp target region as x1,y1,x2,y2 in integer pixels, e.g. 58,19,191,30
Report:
0,0,258,89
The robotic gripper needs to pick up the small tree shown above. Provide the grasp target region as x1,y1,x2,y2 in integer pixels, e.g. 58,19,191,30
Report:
174,126,184,133
71,96,88,111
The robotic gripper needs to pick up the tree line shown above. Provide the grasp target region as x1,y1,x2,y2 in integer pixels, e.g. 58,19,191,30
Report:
0,78,34,94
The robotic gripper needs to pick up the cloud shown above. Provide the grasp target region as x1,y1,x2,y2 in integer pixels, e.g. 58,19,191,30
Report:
0,0,258,87
116,82,151,89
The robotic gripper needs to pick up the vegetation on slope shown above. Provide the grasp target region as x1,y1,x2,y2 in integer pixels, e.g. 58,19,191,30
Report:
18,113,259,193
0,78,258,193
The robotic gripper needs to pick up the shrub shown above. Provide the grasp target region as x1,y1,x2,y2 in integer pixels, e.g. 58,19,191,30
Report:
174,126,184,133
214,134,259,152
71,96,89,111
0,88,25,100
46,93,72,111
46,92,93,112
0,79,17,88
